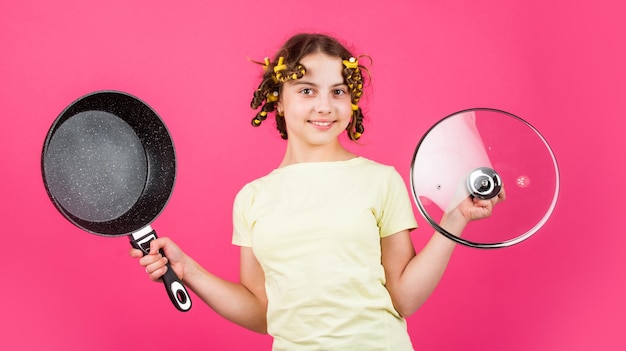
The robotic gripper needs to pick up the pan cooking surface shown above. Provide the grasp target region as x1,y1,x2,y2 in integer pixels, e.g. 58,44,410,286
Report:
43,110,148,222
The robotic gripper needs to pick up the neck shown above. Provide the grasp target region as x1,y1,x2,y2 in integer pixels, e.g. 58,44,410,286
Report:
279,140,356,167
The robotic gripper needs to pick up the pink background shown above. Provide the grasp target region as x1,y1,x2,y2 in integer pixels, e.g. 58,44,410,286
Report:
1,0,624,350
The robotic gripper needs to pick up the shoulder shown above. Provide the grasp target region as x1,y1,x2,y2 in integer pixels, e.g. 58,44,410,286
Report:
355,157,403,179
233,169,281,204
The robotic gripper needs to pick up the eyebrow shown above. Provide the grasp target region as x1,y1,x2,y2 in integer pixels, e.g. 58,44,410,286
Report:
290,80,348,88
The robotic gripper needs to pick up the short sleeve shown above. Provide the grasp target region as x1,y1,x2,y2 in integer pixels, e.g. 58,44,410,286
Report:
378,168,418,237
232,183,254,247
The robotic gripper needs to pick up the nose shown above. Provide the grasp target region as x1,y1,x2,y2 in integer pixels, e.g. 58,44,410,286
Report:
314,93,332,114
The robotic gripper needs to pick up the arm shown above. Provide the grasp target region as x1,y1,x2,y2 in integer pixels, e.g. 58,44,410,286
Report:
382,192,504,317
132,239,268,333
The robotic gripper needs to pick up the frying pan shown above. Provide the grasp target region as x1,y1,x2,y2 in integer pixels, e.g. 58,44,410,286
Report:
410,108,560,248
41,90,192,311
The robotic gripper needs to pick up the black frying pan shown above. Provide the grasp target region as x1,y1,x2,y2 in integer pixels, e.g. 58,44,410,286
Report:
41,90,192,312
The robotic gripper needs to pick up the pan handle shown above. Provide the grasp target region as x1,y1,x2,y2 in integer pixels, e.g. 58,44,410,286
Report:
130,226,192,312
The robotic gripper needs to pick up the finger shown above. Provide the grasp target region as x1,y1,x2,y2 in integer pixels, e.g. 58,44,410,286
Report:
470,198,495,218
151,267,168,281
146,266,167,281
145,257,168,279
139,252,163,267
145,255,167,270
149,241,159,255
497,188,507,201
129,248,144,258
149,237,170,255
472,197,491,208
491,196,499,205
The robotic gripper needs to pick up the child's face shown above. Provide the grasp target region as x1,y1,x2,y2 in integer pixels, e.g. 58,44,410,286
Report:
278,52,352,147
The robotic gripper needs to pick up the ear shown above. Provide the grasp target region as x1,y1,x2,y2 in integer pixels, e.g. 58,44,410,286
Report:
276,101,283,115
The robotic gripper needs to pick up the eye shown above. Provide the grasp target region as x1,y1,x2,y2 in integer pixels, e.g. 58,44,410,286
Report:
299,88,314,95
333,88,348,96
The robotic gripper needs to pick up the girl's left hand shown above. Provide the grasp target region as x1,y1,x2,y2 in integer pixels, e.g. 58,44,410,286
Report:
457,187,507,222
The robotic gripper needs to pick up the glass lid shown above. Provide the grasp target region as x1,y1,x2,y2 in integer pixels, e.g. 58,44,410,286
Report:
410,108,560,248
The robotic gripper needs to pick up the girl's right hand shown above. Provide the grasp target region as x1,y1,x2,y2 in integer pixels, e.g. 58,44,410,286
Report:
129,237,187,282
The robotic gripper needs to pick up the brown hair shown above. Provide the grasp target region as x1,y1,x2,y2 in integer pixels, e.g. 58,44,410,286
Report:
250,33,368,140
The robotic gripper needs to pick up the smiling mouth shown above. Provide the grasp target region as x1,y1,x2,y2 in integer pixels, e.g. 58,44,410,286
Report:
309,120,334,127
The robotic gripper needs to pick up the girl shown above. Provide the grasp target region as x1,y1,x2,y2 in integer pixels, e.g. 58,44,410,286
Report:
131,33,503,350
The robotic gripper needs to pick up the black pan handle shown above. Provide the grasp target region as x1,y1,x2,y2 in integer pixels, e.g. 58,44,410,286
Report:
130,227,192,312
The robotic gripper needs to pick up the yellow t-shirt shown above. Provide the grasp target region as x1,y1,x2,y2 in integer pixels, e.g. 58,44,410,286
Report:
232,157,418,351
